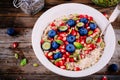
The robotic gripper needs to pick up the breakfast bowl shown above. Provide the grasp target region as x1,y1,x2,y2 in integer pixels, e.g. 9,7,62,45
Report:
32,3,116,77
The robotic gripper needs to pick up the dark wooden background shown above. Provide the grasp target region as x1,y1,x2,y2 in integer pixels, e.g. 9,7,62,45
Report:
0,0,120,80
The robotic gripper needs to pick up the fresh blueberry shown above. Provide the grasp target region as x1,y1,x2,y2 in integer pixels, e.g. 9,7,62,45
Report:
48,30,56,38
66,44,75,53
78,27,88,36
67,19,76,27
108,64,118,72
53,52,62,60
80,18,88,24
51,41,59,50
7,28,15,36
67,34,76,43
89,22,97,30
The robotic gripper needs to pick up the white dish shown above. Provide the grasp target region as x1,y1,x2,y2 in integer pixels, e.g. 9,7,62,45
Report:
32,3,116,77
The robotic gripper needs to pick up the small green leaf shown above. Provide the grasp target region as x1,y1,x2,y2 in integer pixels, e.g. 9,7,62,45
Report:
20,58,27,66
15,53,18,59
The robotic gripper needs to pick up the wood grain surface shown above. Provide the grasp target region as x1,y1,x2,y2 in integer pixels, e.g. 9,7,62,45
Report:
0,0,120,80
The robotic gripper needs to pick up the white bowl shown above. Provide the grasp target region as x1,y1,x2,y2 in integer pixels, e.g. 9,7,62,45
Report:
32,3,116,77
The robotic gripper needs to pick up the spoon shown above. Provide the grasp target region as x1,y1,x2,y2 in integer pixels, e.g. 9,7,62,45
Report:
100,3,120,36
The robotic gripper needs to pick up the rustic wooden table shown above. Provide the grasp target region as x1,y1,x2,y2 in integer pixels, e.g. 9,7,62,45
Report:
0,0,120,80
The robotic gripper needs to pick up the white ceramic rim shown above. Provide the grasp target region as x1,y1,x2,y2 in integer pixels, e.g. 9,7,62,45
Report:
32,3,116,77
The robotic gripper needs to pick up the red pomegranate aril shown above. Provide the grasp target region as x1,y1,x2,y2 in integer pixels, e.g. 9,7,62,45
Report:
69,58,74,62
45,52,49,58
12,42,19,48
66,52,70,57
50,22,55,26
59,45,65,49
60,22,65,26
84,50,90,54
51,26,57,30
74,67,81,71
97,37,102,43
40,40,44,44
60,49,66,53
55,61,59,67
62,56,66,61
88,16,93,21
62,37,67,41
79,14,84,18
85,23,89,27
84,15,88,19
60,65,66,69
48,56,53,60
59,60,65,66
59,32,66,37
94,28,100,33
66,57,70,62
71,29,77,36
65,41,69,45
80,54,85,59
57,36,63,40
102,76,108,80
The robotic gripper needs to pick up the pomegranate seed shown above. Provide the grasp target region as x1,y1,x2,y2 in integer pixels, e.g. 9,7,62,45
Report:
80,54,85,59
84,15,88,19
66,57,70,62
71,29,77,36
48,56,53,60
12,42,19,48
88,16,93,21
55,62,59,67
84,50,90,54
97,37,102,43
79,14,84,18
65,41,69,45
94,28,100,33
40,40,44,44
59,60,65,66
66,52,70,57
69,58,74,62
85,23,89,27
60,49,66,54
57,36,63,40
51,26,57,30
61,56,66,61
59,45,65,49
76,39,81,43
74,67,81,71
45,52,49,58
102,76,107,80
50,22,55,26
60,22,65,26
59,32,66,37
60,65,66,69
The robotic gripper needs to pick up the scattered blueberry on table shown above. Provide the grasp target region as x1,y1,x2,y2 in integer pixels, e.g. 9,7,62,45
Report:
108,64,118,72
7,28,16,36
